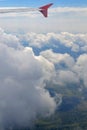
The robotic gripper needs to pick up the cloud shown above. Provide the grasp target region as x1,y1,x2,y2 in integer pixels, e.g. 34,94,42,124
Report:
0,28,57,129
40,49,79,86
0,28,87,129
74,54,87,87
20,31,87,88
40,49,75,68
0,28,21,49
20,32,87,53
50,7,87,14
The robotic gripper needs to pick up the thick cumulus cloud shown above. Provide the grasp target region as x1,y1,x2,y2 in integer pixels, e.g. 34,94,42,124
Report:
74,54,87,87
40,49,75,67
40,50,79,86
0,28,57,129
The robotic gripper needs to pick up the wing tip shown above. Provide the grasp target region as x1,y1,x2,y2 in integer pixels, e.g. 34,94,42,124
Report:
39,3,53,17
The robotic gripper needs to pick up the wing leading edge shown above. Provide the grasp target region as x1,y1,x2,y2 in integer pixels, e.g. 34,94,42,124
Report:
0,3,53,17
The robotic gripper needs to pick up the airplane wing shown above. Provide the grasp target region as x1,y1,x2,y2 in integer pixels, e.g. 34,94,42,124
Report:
0,3,53,17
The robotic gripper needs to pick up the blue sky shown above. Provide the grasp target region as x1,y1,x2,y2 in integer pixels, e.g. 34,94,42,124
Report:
0,0,87,7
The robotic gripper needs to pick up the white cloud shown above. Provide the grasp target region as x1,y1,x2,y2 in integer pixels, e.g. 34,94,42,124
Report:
20,32,87,53
54,70,80,86
23,31,87,88
50,7,87,14
40,49,79,86
0,28,87,129
20,32,48,48
0,28,21,49
40,49,75,68
18,31,87,88
74,54,87,87
0,28,57,129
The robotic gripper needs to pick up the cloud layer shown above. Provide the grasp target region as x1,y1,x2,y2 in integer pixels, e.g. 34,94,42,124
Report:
0,6,87,33
0,28,87,129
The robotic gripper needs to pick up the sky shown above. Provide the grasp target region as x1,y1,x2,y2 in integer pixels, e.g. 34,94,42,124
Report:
0,0,87,7
0,0,87,33
0,0,87,130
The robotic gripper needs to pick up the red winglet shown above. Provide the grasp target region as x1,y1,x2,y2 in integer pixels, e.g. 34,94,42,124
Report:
39,3,53,17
